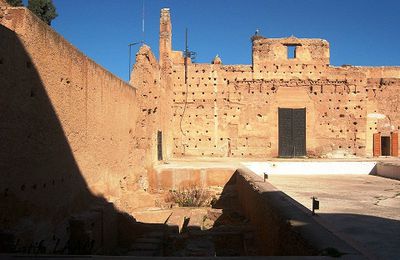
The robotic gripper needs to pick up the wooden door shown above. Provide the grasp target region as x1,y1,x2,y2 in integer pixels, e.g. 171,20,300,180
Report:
278,108,306,157
391,132,398,157
373,133,381,157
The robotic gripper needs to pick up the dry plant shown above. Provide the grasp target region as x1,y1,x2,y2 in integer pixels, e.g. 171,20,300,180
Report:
167,185,213,207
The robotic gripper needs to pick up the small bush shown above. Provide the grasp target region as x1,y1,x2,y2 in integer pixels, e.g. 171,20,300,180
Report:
167,186,213,207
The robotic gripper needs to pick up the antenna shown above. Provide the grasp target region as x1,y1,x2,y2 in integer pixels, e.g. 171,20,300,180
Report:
184,28,188,84
183,28,197,76
128,42,140,81
142,0,145,44
180,28,196,137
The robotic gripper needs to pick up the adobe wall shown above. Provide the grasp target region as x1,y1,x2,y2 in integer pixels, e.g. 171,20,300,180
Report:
128,44,163,202
157,9,400,159
235,168,361,256
0,6,150,251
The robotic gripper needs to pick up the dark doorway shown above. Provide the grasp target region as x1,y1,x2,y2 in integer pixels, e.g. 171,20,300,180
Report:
278,108,306,157
381,136,391,156
157,130,163,161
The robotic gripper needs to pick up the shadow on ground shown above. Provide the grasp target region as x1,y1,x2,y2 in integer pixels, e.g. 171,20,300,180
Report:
319,213,400,259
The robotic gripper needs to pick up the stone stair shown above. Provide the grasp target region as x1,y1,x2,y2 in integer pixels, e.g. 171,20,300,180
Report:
127,231,164,256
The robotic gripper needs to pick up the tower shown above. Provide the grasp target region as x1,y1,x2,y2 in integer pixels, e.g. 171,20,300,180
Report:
159,8,172,66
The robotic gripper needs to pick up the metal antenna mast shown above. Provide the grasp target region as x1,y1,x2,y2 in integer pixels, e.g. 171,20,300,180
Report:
142,0,145,43
184,28,196,83
128,42,140,81
128,0,146,82
180,29,196,136
184,28,188,84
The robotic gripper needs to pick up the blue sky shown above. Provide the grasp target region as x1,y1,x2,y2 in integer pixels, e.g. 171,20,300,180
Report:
27,0,400,81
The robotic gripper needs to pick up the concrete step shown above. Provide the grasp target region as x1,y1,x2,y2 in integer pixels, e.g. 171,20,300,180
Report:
135,237,161,244
127,250,157,256
188,208,208,231
131,242,160,251
146,231,164,238
165,208,191,233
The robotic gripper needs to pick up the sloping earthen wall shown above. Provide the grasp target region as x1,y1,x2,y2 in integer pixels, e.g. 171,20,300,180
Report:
156,9,400,159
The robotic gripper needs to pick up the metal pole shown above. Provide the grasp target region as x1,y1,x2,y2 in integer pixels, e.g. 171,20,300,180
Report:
129,45,131,81
184,28,188,84
142,0,145,43
128,42,140,82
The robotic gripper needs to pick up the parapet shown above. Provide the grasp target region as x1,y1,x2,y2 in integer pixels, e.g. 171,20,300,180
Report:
252,35,330,68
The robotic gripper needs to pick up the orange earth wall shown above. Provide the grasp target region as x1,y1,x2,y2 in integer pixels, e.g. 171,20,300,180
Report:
0,4,153,239
148,8,400,160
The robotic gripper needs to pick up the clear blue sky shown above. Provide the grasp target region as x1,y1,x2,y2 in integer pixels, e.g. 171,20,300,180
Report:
27,0,400,82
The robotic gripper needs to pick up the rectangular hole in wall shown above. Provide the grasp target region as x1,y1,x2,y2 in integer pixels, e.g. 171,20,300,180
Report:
381,136,391,156
157,130,163,161
286,45,297,59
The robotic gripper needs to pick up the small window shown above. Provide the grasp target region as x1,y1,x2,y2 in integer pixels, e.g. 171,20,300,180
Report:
287,45,296,59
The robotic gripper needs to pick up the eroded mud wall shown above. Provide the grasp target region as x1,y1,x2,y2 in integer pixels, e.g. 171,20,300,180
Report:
160,8,400,158
0,5,145,252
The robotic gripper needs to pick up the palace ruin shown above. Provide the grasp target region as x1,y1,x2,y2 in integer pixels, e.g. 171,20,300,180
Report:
1,1,399,258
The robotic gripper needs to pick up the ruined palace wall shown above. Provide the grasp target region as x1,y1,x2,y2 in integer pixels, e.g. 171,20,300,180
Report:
252,37,330,74
169,58,400,158
0,6,141,230
129,45,165,199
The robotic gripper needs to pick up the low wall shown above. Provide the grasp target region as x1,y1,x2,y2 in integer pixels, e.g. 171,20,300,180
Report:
149,166,236,191
235,168,362,256
242,161,377,175
376,162,400,180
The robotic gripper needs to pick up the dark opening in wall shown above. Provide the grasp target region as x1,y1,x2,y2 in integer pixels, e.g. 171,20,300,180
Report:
157,130,163,161
381,136,391,156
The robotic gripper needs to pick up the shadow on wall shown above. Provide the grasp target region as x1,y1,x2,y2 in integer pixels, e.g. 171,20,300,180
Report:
0,24,162,255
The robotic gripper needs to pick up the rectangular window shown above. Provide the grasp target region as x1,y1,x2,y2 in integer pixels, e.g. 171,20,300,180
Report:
287,45,296,59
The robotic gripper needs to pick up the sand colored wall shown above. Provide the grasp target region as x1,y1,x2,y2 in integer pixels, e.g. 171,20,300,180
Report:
235,168,361,256
128,45,162,196
252,36,330,73
0,6,140,205
156,9,400,159
0,6,146,251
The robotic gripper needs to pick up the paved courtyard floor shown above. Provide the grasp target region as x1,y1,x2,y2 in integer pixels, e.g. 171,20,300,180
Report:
267,174,400,259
